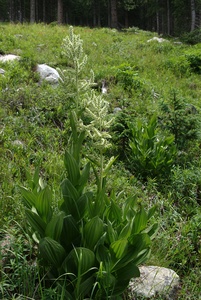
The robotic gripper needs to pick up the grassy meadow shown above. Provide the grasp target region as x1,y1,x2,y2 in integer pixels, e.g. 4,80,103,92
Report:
0,23,201,299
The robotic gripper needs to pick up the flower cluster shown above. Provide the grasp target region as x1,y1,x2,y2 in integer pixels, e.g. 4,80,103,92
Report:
79,90,113,151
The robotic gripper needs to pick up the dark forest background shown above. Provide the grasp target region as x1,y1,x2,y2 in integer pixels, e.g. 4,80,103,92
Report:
0,0,201,36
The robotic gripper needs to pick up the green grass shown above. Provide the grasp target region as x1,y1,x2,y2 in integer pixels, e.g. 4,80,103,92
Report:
0,23,201,299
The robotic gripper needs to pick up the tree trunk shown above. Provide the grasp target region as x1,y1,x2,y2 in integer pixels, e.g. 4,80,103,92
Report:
30,0,35,23
167,0,170,35
191,0,196,31
9,0,14,22
57,0,63,24
42,0,46,22
156,11,160,34
125,10,129,28
110,0,118,28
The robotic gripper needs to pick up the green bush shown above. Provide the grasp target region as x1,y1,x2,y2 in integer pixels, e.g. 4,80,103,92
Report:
128,114,176,180
181,29,201,45
164,55,191,77
115,63,143,95
159,91,200,151
185,48,201,74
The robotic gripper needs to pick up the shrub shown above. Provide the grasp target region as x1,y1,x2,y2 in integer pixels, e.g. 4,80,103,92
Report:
185,48,201,74
115,63,143,95
181,29,201,45
128,114,176,180
159,91,200,151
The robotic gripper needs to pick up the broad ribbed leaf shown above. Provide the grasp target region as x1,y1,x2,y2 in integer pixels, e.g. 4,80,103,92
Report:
143,223,158,239
147,205,157,220
132,248,151,266
78,162,90,191
64,151,80,186
106,220,117,244
45,211,65,241
61,178,79,202
118,221,133,239
60,215,80,250
62,247,95,275
76,192,91,219
112,264,140,296
112,233,150,271
19,187,37,209
35,186,53,223
78,275,96,298
132,206,147,234
61,178,80,217
83,216,104,250
39,237,66,268
110,239,128,259
108,199,122,223
103,156,117,178
96,244,111,271
116,262,140,280
25,208,46,237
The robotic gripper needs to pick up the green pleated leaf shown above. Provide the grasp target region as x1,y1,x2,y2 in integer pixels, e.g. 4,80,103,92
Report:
102,156,118,178
118,221,133,240
60,215,80,250
83,216,104,250
64,151,80,186
147,205,157,220
61,178,80,218
62,247,95,275
116,262,140,280
78,162,90,191
142,223,158,239
76,192,91,219
78,276,96,298
106,220,117,244
25,208,46,238
45,211,65,241
19,186,37,209
112,233,150,271
110,239,128,259
35,186,53,223
39,237,66,268
96,244,111,271
132,248,151,266
108,199,122,224
132,206,148,234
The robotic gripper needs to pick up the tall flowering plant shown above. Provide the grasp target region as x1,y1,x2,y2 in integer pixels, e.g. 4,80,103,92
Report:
20,27,157,299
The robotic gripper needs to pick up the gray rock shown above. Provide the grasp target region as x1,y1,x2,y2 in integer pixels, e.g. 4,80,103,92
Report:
147,37,169,43
113,107,122,114
128,266,180,299
36,64,62,85
0,54,20,63
0,68,5,74
12,140,25,148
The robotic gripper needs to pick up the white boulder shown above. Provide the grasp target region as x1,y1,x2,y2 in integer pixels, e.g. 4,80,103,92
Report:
147,37,169,43
36,64,62,85
0,54,20,63
129,266,180,299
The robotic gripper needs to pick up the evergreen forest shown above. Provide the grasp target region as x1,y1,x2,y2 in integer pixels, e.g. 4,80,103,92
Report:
1,0,201,36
